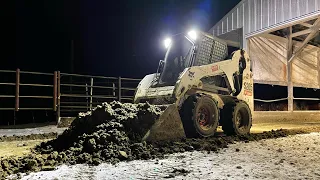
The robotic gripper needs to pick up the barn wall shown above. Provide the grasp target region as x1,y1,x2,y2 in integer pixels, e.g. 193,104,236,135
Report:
249,34,320,89
211,0,320,47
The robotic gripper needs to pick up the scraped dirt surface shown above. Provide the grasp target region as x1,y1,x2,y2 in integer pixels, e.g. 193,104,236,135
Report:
1,101,319,179
0,140,50,158
251,111,320,133
14,132,320,180
0,125,66,137
0,132,58,142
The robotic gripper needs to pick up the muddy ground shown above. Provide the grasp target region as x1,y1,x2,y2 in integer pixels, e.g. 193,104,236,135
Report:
1,102,320,179
2,129,294,180
17,132,320,180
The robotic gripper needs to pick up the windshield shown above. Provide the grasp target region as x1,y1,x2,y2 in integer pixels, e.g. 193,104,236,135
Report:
158,36,193,86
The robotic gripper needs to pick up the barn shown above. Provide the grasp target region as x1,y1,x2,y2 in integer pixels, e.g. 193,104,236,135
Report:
210,0,320,111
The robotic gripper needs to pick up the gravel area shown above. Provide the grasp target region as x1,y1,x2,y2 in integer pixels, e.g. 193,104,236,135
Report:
14,132,320,180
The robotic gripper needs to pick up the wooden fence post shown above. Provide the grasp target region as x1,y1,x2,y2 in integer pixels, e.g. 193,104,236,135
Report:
14,68,20,125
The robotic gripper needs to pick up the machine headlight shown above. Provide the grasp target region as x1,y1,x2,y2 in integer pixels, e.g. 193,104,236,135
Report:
164,38,172,48
187,30,197,40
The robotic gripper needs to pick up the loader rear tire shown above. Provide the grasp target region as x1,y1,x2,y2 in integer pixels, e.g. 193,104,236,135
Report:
221,101,252,136
180,95,219,137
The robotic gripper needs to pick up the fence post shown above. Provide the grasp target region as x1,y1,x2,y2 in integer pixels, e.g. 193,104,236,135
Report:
112,83,116,98
90,78,93,110
85,83,88,110
53,71,57,112
56,71,61,124
14,68,20,125
118,77,121,102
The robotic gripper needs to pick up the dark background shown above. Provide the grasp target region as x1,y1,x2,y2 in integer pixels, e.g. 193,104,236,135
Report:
0,0,318,125
1,0,240,78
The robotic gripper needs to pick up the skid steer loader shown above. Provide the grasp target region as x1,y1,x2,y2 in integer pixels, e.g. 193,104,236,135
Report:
133,30,253,142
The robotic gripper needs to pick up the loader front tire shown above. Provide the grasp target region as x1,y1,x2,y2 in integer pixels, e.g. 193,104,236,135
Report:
181,95,219,137
221,101,252,136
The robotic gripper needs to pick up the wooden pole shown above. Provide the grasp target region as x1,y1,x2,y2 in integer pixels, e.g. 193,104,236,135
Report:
287,27,293,112
318,49,320,88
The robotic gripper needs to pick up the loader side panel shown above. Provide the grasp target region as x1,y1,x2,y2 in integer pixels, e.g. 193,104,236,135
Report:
173,50,245,107
235,51,254,114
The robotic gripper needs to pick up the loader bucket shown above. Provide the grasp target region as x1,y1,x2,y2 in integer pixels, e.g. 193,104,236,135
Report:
141,104,186,142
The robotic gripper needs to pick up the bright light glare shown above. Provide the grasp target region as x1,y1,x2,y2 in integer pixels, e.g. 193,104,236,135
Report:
164,38,172,48
188,30,197,40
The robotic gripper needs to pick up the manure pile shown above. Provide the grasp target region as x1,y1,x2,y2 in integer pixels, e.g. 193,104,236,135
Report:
1,101,290,179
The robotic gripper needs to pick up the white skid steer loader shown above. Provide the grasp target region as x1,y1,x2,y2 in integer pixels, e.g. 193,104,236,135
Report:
133,30,254,142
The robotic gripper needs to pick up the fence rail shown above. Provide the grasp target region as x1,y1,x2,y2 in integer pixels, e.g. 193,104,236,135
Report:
254,97,320,102
0,69,319,125
0,69,141,125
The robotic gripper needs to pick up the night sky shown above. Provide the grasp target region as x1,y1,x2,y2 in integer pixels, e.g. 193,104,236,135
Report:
0,0,318,125
2,0,241,78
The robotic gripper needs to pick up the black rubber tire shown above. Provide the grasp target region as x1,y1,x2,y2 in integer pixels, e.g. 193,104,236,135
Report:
221,101,252,135
180,94,219,137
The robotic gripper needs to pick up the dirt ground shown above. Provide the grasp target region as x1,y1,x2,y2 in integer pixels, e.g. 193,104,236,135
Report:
0,140,51,158
0,124,66,137
2,110,320,179
1,111,318,138
0,124,63,159
3,114,319,162
249,111,320,135
10,132,320,180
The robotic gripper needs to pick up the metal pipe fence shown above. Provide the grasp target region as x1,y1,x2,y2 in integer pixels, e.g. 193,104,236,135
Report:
0,69,56,125
0,69,141,125
0,69,319,125
254,97,320,111
254,97,320,102
57,73,140,119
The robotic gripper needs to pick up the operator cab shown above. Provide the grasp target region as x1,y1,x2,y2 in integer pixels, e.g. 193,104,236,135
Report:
154,30,229,87
157,33,195,86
